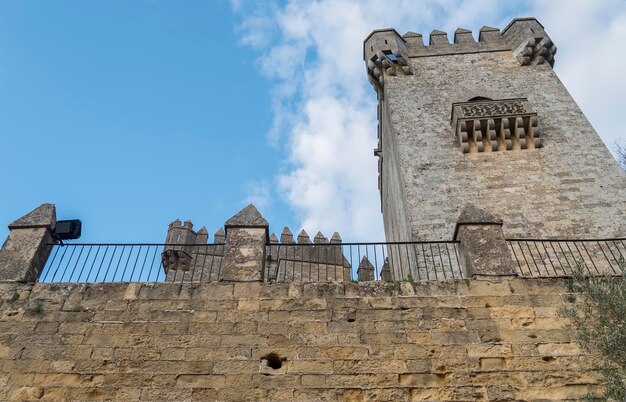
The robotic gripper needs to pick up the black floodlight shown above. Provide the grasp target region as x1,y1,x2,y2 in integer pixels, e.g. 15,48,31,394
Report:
54,219,82,241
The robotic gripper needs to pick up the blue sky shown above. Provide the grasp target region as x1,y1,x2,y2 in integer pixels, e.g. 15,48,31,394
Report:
1,0,625,244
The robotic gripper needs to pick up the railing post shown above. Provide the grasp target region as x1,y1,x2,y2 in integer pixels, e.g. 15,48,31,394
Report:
220,204,269,282
0,204,56,282
454,205,517,279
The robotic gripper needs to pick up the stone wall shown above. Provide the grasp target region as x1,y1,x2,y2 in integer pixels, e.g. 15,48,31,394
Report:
0,278,604,401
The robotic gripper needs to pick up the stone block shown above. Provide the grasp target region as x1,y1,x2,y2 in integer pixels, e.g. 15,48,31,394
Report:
334,359,407,374
192,388,219,400
399,373,446,387
0,204,56,283
289,310,331,322
315,346,369,360
537,342,582,356
490,306,535,319
301,374,326,387
466,343,513,358
406,332,432,343
479,356,505,370
221,205,269,282
268,388,295,400
267,310,289,322
430,330,480,344
234,282,262,298
175,374,226,388
405,359,432,373
533,317,569,329
7,386,45,401
410,387,439,401
288,360,333,374
455,206,517,278
213,360,260,375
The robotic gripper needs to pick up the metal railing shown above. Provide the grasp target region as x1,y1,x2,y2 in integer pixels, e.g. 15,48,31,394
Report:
507,238,625,277
264,241,463,283
39,244,224,283
38,238,625,283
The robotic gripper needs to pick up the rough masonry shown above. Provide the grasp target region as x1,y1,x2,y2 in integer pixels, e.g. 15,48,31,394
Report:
0,279,605,401
365,18,626,245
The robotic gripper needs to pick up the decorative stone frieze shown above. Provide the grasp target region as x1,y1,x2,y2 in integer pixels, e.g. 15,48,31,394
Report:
451,98,542,153
460,100,526,118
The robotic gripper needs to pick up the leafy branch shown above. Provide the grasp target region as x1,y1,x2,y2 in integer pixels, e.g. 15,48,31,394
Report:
559,259,626,400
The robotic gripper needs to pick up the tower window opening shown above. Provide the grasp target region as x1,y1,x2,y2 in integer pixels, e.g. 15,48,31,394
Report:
383,50,398,62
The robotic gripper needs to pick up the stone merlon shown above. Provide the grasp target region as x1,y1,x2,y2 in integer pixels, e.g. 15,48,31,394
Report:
364,17,557,93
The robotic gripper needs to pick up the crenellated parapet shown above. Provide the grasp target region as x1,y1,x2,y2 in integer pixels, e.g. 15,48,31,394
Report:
363,18,558,92
398,25,510,59
162,208,350,283
268,228,347,264
162,219,225,281
266,227,351,283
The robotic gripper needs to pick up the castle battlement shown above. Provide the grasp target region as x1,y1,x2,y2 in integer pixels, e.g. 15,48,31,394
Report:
364,18,556,94
162,214,352,283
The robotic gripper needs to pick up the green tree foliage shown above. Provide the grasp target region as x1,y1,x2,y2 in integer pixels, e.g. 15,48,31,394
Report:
559,260,626,400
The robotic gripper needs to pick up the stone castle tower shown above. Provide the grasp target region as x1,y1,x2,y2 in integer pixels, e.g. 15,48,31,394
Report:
364,18,626,244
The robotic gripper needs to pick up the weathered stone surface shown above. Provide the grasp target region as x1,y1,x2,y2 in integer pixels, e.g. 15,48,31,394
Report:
8,204,56,230
219,204,270,282
366,18,626,246
454,205,516,278
0,204,56,282
357,256,375,281
0,278,605,401
221,227,267,282
224,204,269,230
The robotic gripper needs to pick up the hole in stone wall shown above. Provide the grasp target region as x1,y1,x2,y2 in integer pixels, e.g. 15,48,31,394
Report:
261,352,284,369
382,50,398,62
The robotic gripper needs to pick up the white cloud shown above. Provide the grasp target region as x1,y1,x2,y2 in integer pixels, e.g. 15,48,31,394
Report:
529,0,626,153
235,0,626,241
244,180,271,210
